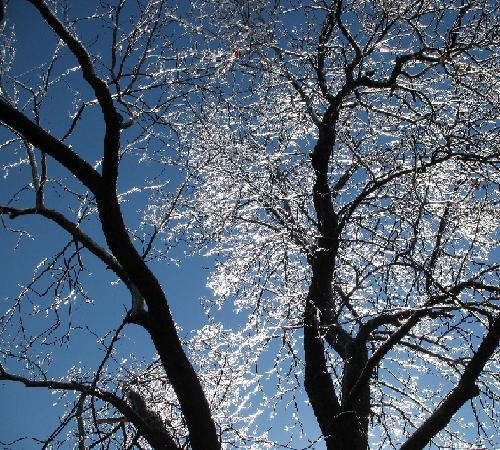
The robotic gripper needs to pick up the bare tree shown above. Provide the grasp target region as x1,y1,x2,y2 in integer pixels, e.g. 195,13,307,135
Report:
0,1,218,448
0,1,498,449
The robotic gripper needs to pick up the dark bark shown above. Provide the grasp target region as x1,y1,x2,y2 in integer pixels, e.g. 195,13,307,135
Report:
26,0,122,191
401,315,499,450
340,340,370,450
0,88,220,450
304,301,341,449
304,128,341,444
0,99,101,193
305,127,370,449
0,368,180,450
0,2,221,447
95,189,220,450
0,205,129,283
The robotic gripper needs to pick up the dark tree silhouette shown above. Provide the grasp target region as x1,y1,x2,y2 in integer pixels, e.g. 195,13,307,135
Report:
0,1,498,448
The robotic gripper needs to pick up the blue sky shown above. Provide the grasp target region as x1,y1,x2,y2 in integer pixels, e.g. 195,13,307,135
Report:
1,1,497,449
0,2,324,447
0,1,212,445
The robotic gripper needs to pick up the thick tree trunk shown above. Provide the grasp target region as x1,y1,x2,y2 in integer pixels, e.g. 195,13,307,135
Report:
304,128,370,449
96,190,220,450
339,341,370,450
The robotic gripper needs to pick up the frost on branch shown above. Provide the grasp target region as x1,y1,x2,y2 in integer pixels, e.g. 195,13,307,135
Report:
0,0,498,449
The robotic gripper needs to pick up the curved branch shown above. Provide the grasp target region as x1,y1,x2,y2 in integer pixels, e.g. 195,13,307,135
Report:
27,0,121,186
0,366,180,450
335,0,362,83
94,184,220,449
0,205,128,284
278,59,321,126
303,303,341,449
0,98,101,193
338,153,452,232
2,3,219,442
355,306,459,344
315,7,336,102
349,276,498,401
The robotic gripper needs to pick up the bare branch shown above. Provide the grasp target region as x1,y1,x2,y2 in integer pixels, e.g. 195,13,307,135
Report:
27,0,121,186
0,365,180,450
401,315,499,450
0,98,102,193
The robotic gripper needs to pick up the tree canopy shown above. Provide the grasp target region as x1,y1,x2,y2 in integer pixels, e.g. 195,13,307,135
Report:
0,1,498,449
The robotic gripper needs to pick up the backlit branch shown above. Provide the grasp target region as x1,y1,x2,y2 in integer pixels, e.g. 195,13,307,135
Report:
0,365,180,450
400,315,499,450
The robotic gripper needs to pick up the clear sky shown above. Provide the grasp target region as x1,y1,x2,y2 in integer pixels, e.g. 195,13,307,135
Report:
1,1,497,449
0,1,216,446
0,2,324,448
